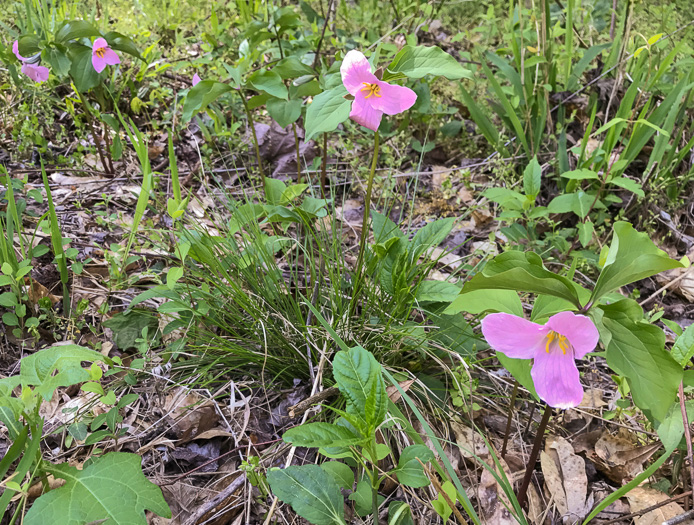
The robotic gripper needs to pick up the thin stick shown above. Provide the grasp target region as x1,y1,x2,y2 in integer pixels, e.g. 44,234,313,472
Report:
517,404,552,509
640,267,694,306
420,460,469,525
680,381,694,503
311,0,335,69
501,381,519,458
663,509,694,525
181,473,246,525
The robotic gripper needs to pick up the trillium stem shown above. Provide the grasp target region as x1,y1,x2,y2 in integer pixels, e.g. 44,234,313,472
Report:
350,131,380,315
517,404,552,509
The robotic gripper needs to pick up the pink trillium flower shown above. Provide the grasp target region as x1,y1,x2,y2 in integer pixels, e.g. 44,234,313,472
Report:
340,50,417,132
192,73,201,86
12,40,49,83
481,311,600,409
92,37,120,73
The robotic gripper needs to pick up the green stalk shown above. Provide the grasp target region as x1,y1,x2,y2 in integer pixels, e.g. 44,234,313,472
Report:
241,92,265,186
350,131,379,314
40,160,70,316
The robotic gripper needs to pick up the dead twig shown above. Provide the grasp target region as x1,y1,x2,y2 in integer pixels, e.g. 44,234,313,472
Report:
602,492,691,524
181,473,246,525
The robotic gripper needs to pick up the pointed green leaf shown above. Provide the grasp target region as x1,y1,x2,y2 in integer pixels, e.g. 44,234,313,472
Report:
601,300,682,422
283,422,364,448
267,97,302,128
523,156,541,197
389,45,472,80
304,86,350,140
248,70,287,100
333,347,387,431
181,80,233,122
320,461,354,490
591,222,683,302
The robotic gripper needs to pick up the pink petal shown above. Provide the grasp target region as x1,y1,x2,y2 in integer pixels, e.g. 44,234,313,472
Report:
92,53,106,73
102,47,120,66
349,96,383,131
481,313,548,359
192,73,201,86
531,348,584,409
21,63,49,83
370,81,417,115
92,37,108,50
546,311,599,360
13,40,26,62
340,50,378,96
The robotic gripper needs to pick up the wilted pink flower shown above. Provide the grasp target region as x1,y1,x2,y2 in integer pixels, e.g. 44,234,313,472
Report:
340,50,416,132
481,311,599,409
192,73,201,86
92,37,120,73
12,40,49,83
12,40,26,61
21,63,49,83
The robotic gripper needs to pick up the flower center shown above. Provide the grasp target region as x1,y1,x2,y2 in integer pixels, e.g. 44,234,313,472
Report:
361,82,381,99
95,47,106,58
546,331,570,355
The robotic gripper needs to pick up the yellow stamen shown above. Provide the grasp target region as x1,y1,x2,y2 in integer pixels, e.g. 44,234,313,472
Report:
361,82,381,99
546,331,570,355
95,48,105,58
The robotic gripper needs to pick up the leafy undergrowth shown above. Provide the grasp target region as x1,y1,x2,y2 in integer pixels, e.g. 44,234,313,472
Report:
2,0,694,524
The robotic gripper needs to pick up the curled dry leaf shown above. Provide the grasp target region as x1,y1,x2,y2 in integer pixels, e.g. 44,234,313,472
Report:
162,387,219,442
626,487,692,525
540,435,590,524
593,433,660,484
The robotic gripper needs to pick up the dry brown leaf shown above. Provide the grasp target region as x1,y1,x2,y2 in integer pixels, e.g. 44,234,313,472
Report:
385,379,414,403
626,487,693,525
451,421,489,459
431,165,453,190
594,433,660,484
478,455,517,524
578,388,606,409
541,435,589,524
162,388,219,442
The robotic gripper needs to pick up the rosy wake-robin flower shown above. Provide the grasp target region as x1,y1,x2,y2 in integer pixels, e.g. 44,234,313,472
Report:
481,311,599,409
340,50,417,132
12,40,49,83
91,37,120,73
192,73,201,86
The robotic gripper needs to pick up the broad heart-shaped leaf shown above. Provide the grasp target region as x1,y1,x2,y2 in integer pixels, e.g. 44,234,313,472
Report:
282,422,364,448
18,35,41,56
181,80,233,122
267,97,302,128
600,300,682,422
304,85,350,140
24,453,171,524
55,20,101,43
247,69,288,99
462,251,587,309
20,345,108,400
591,222,683,303
395,444,434,488
444,289,523,316
349,479,385,517
45,46,71,77
69,45,102,92
267,465,346,525
333,347,387,433
388,45,472,79
672,324,694,367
